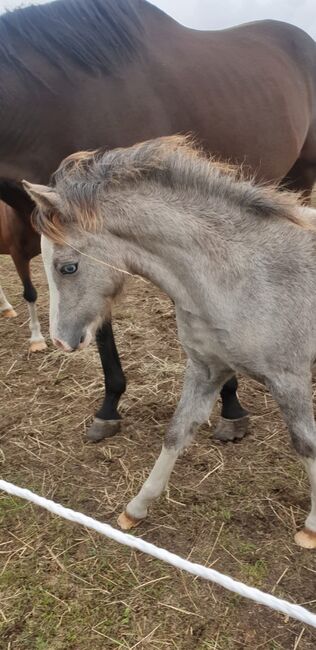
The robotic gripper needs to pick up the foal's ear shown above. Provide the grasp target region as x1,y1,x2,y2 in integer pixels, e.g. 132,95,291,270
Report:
22,181,61,212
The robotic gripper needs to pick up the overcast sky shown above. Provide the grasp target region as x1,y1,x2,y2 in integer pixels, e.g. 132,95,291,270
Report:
0,0,316,40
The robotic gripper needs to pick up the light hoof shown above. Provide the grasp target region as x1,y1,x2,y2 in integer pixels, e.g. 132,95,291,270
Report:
29,340,47,353
86,417,121,442
117,511,143,530
213,415,250,442
2,308,17,318
294,528,316,549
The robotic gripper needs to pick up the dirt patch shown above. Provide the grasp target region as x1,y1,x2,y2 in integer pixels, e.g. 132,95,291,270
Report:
1,252,316,650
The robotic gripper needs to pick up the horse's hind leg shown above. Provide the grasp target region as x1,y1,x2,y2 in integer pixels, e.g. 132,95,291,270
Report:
0,284,17,318
214,376,249,442
118,360,233,529
281,157,316,204
267,372,316,548
86,320,126,442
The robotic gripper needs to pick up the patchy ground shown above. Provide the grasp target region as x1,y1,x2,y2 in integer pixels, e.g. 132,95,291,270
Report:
1,250,316,650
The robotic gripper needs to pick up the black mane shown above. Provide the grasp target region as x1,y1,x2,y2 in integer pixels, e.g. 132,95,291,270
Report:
0,0,144,76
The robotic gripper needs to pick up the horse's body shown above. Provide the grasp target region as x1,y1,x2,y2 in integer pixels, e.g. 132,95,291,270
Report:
1,0,316,438
25,137,316,549
0,200,45,351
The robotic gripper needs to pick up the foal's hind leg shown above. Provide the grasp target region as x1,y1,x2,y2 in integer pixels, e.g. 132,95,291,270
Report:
267,372,316,548
118,360,233,529
86,321,127,441
214,376,249,442
0,284,17,318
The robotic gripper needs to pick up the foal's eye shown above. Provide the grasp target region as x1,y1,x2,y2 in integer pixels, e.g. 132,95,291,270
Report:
60,262,78,275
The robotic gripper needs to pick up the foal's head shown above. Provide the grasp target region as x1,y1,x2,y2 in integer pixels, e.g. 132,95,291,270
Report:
23,136,196,350
22,150,126,351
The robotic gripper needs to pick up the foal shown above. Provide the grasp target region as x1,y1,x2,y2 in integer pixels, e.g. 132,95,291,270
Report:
24,137,316,548
0,199,46,352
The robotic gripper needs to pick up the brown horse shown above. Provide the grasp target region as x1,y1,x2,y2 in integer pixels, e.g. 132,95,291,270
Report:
1,0,316,441
0,195,46,352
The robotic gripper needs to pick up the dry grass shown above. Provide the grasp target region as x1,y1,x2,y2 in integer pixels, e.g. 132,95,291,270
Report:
1,240,316,649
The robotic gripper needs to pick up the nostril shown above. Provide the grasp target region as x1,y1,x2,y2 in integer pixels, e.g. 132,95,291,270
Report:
53,338,73,352
80,334,85,344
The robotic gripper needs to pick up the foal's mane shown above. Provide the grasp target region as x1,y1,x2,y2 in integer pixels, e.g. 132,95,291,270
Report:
0,0,143,77
34,136,310,241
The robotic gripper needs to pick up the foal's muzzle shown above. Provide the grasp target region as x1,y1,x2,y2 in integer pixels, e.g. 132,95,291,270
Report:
53,330,92,352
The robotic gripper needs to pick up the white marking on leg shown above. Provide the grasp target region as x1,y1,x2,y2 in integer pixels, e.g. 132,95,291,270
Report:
0,284,14,313
126,446,178,520
41,235,59,340
27,302,45,344
304,458,316,532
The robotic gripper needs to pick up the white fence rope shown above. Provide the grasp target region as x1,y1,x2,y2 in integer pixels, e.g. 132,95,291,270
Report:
1,478,316,629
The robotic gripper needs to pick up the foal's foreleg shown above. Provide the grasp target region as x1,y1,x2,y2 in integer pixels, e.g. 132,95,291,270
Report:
268,373,316,548
86,320,127,442
214,376,249,442
118,360,233,529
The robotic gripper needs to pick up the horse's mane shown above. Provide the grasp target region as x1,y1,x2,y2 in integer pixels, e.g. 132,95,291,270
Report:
0,0,144,76
33,136,311,241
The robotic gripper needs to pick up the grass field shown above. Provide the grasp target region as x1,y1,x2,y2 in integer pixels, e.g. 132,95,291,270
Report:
1,215,316,649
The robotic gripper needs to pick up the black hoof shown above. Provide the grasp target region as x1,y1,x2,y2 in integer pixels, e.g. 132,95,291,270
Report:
213,415,250,442
86,417,121,442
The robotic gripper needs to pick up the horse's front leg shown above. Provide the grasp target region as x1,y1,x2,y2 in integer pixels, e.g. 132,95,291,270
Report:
11,253,46,352
214,376,250,442
86,320,127,442
118,359,233,529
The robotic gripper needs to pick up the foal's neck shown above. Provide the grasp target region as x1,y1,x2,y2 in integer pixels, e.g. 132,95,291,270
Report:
105,188,221,312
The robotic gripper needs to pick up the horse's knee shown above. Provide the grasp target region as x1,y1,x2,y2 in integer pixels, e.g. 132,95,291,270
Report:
23,279,37,303
96,325,126,396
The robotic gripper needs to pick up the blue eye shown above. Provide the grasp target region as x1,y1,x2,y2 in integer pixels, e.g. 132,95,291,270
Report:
60,262,78,275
